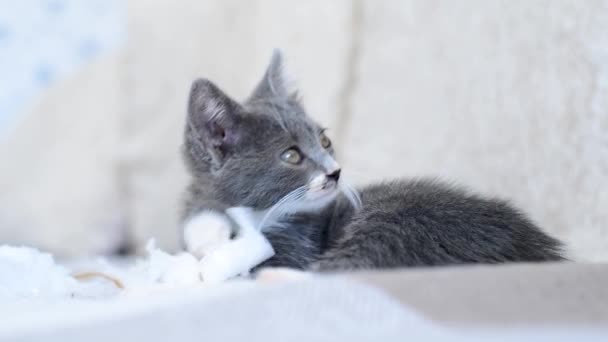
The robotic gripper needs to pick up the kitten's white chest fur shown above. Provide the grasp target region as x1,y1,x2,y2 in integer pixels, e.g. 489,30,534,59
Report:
182,207,274,283
183,211,233,258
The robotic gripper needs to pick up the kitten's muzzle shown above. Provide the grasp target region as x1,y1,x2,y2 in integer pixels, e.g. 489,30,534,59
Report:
309,171,340,192
305,172,340,205
321,169,340,190
323,179,337,190
327,169,341,182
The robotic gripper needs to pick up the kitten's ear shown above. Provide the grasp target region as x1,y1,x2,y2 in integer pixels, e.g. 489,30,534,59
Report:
187,78,242,165
248,50,296,103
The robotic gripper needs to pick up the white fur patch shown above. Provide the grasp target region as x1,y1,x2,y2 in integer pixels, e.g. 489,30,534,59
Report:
197,207,275,283
183,211,232,259
309,173,326,190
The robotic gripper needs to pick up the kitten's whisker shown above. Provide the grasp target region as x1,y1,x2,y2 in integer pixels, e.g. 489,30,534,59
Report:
339,180,363,211
266,192,304,218
259,186,307,229
261,197,305,229
269,190,307,217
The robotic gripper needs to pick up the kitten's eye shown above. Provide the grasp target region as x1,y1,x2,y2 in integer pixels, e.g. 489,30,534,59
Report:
280,148,302,164
320,132,332,149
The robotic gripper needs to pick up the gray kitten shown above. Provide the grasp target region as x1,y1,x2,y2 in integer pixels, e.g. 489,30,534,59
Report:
181,51,564,272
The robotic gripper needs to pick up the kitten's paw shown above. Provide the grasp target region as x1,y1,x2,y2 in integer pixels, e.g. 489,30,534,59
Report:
183,211,232,258
255,267,313,283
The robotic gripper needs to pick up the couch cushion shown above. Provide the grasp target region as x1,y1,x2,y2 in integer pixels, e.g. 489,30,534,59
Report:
351,262,608,326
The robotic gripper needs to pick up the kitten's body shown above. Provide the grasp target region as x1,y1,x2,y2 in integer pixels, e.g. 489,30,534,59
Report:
181,52,563,273
261,179,563,270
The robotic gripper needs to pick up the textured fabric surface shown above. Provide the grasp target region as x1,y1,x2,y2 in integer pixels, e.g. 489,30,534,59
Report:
0,2,126,256
0,279,430,341
0,0,124,133
0,54,126,257
352,262,608,326
4,277,608,342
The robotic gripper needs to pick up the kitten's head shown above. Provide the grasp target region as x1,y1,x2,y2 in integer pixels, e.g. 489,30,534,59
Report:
183,51,356,214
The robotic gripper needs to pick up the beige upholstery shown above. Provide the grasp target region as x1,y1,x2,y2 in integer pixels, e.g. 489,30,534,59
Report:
0,54,125,256
352,262,608,326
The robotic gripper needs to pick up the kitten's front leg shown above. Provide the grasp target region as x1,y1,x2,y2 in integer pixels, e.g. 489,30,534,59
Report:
183,210,233,258
183,210,309,283
192,207,276,283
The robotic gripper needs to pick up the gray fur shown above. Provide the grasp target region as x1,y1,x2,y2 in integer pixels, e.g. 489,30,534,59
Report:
181,52,564,271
